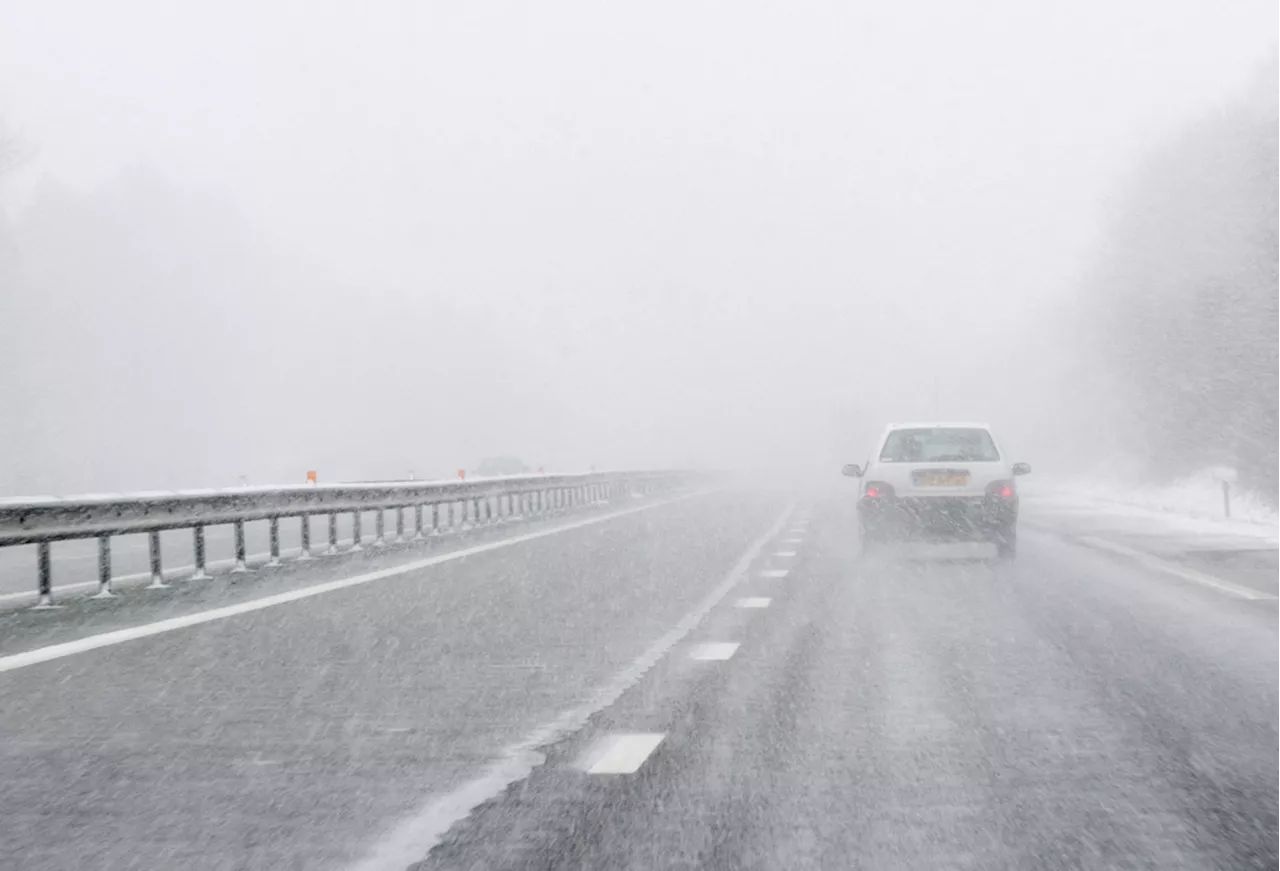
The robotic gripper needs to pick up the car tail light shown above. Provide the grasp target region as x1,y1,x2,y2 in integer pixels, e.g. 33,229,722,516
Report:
864,481,894,499
987,480,1016,499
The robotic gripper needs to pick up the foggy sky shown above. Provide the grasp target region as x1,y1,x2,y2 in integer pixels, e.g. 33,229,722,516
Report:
0,1,1276,492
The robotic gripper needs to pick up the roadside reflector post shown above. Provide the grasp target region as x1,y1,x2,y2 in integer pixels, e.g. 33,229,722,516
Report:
298,516,313,560
92,536,115,598
146,531,169,588
266,517,281,566
190,526,210,580
32,542,58,608
306,470,317,485
232,520,252,572
1210,466,1238,520
325,513,339,555
351,511,364,551
374,509,387,547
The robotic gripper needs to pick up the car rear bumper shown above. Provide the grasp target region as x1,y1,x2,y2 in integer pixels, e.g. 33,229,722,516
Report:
858,495,1017,540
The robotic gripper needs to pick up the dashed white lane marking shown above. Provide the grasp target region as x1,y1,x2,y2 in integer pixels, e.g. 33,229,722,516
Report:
773,550,797,557
581,733,666,774
735,597,772,608
689,642,740,661
1078,536,1278,601
783,538,804,545
0,491,717,675
348,501,796,871
759,569,790,579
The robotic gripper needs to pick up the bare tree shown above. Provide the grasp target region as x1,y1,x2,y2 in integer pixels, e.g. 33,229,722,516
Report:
0,116,30,186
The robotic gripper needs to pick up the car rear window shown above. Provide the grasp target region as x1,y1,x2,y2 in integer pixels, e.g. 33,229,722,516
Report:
879,428,1001,463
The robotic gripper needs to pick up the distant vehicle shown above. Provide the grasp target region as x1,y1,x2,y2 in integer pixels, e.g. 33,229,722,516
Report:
842,422,1031,558
472,456,530,478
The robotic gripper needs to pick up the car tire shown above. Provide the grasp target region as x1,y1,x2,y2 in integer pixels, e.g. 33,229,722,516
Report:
994,526,1017,560
860,525,882,557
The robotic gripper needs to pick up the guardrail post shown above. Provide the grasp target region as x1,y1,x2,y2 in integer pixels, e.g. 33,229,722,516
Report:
432,503,442,535
395,507,406,542
267,517,282,567
413,505,424,539
92,536,115,598
232,520,253,572
147,531,169,588
32,541,58,608
483,496,493,524
351,512,364,551
190,526,210,579
325,513,339,555
374,509,387,547
298,516,313,560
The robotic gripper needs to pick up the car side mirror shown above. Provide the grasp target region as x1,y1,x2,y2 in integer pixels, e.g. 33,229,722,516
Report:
842,464,864,478
1012,462,1031,476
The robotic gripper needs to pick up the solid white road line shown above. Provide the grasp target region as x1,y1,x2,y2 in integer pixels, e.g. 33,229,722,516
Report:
689,642,740,661
759,569,790,579
0,491,716,675
348,501,796,871
1078,536,1278,601
735,597,772,608
582,733,666,774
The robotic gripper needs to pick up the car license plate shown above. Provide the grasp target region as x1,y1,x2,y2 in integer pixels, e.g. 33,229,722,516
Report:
914,470,969,487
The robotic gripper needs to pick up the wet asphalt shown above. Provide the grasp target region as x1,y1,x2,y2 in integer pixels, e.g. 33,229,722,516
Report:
0,489,1274,870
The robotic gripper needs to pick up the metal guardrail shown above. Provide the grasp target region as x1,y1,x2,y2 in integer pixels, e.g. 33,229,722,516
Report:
0,470,697,607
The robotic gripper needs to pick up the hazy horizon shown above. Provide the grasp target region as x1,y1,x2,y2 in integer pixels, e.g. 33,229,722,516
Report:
1,1,1275,494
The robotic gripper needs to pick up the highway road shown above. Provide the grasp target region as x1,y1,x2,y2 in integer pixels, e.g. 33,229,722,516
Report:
0,487,1275,870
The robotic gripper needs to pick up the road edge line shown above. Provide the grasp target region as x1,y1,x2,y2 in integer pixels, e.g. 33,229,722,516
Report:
1072,534,1277,601
0,491,716,674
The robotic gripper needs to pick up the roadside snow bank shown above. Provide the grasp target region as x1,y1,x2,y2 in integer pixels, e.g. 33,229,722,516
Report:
1023,470,1278,545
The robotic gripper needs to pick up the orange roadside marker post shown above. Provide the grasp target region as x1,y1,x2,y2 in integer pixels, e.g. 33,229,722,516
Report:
306,471,317,485
457,469,466,480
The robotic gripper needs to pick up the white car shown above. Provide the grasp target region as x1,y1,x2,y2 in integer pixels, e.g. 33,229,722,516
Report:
842,422,1031,557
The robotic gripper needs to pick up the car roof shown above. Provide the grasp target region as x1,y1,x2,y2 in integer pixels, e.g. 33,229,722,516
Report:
883,422,991,431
